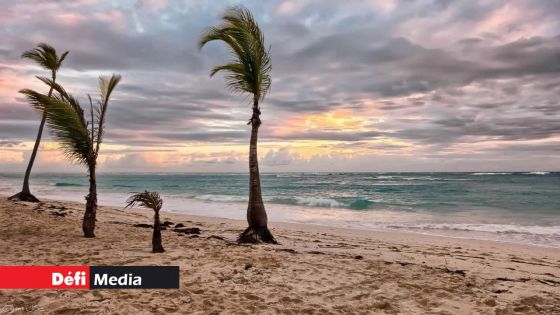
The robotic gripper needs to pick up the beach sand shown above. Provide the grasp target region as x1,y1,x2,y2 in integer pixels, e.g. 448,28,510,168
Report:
1,197,559,314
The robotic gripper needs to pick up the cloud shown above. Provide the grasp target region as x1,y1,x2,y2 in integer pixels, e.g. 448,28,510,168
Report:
262,147,297,166
0,139,23,147
0,0,559,171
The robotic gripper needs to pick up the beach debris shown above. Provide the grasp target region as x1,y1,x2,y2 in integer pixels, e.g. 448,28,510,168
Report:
244,263,253,270
275,248,297,254
444,268,466,277
175,223,185,228
354,255,364,260
491,288,509,294
483,298,497,307
173,227,201,235
133,223,152,229
207,235,225,241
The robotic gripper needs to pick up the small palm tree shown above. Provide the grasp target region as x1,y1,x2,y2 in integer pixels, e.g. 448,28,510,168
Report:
125,191,165,253
19,74,121,237
199,6,276,244
9,43,68,202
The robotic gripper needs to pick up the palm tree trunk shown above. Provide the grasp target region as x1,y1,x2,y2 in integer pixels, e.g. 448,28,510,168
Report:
9,76,56,203
83,163,97,238
152,211,165,253
238,102,277,244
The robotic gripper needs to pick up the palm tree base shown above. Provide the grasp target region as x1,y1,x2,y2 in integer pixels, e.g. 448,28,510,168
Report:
238,226,277,244
152,247,165,253
8,191,40,202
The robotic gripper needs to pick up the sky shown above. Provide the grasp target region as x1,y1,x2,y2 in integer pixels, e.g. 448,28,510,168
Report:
0,0,559,173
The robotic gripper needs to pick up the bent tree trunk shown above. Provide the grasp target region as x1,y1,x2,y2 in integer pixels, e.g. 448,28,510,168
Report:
83,164,97,238
9,78,56,203
152,211,165,253
238,103,277,244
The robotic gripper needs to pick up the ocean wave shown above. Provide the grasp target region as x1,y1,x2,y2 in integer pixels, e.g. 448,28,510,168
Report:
523,172,550,175
349,199,373,210
470,172,512,176
375,175,453,181
274,197,377,209
195,194,246,202
112,184,136,188
54,182,84,187
268,197,346,208
384,223,560,236
191,194,375,210
294,197,345,208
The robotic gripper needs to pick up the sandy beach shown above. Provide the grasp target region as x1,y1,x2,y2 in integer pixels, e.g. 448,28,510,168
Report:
1,196,559,314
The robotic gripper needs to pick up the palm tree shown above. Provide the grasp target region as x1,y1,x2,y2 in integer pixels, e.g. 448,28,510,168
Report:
19,74,121,237
9,43,69,202
125,191,165,253
199,6,276,244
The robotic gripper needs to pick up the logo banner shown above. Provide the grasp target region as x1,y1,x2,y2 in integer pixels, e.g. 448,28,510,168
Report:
0,266,179,289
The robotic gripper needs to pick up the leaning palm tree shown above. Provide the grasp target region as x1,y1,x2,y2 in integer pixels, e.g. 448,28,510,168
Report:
9,43,69,202
199,6,276,244
19,74,121,237
125,191,165,253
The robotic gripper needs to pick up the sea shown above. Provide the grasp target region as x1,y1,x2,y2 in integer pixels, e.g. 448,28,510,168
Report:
1,172,559,248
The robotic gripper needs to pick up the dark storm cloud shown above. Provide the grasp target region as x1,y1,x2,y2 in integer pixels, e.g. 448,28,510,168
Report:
0,121,39,140
391,116,560,144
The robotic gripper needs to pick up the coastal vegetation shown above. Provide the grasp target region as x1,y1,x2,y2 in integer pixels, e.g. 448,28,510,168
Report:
9,44,68,203
13,6,277,244
19,74,121,237
199,6,276,244
126,191,166,253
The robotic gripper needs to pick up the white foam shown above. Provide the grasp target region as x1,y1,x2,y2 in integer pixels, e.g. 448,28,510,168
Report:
471,172,512,175
195,194,246,202
294,197,345,208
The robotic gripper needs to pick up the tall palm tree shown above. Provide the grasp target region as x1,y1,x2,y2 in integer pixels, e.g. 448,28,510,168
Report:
19,74,121,237
199,6,276,244
9,43,69,202
125,191,165,253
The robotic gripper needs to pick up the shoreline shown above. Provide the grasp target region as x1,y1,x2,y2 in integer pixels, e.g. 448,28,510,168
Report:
1,196,560,313
2,189,558,249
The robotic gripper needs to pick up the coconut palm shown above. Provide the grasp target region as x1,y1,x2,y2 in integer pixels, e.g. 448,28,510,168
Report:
19,74,121,237
9,43,69,202
125,191,165,253
199,6,275,244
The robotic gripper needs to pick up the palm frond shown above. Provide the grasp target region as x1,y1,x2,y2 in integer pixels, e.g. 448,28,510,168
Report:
125,191,163,212
199,6,271,102
94,74,121,154
21,43,67,72
35,76,88,128
57,51,70,70
19,89,92,165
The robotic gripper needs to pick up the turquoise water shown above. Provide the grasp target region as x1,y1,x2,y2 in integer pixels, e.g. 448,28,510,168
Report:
1,172,559,247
